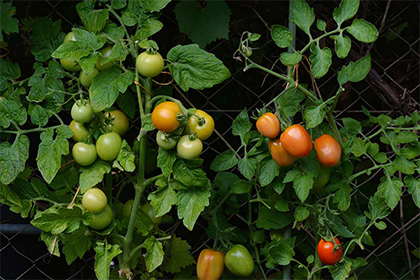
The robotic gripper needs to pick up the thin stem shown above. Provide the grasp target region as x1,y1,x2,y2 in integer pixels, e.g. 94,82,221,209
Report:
143,174,165,188
1,125,64,135
301,28,343,53
349,163,392,181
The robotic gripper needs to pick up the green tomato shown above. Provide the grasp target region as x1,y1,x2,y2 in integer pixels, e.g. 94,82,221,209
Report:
89,205,113,230
269,229,284,241
156,130,177,150
72,142,97,166
60,58,81,72
80,68,100,88
245,48,253,57
141,203,162,225
96,132,122,161
69,120,89,142
82,188,107,214
123,199,134,218
104,110,129,135
225,245,255,277
64,32,76,43
96,46,115,71
71,100,93,123
313,167,331,194
177,135,203,160
136,51,164,78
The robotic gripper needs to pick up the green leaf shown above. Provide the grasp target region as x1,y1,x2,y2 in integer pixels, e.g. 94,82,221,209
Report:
329,215,355,238
232,108,252,138
231,179,254,194
392,155,416,175
396,131,419,144
280,51,302,66
140,0,170,12
113,140,136,172
174,0,231,48
337,53,371,86
331,34,351,59
29,18,65,62
373,152,388,163
135,208,154,236
167,44,231,91
290,0,315,35
333,184,352,211
293,173,314,203
173,159,209,188
29,105,49,126
62,228,93,265
79,160,111,193
76,1,109,33
111,0,127,10
294,205,310,222
404,176,420,208
304,104,327,128
0,97,27,129
94,241,122,280
89,67,134,112
268,238,296,266
157,148,176,177
31,207,91,234
210,150,238,172
238,157,257,180
256,207,293,230
271,25,293,48
317,20,326,31
0,135,29,185
28,61,65,104
276,87,306,118
41,232,60,257
309,45,332,78
333,0,360,26
378,176,403,209
0,1,19,41
259,159,279,187
177,186,210,230
36,127,72,184
374,221,387,230
148,183,177,217
366,193,391,221
351,137,366,157
163,236,196,274
329,258,352,280
116,92,136,119
347,19,379,43
102,21,125,42
0,58,21,91
143,236,164,272
133,18,163,41
11,178,49,200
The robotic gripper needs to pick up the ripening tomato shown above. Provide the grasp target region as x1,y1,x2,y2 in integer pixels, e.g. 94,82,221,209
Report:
156,130,177,150
89,205,113,230
72,142,97,166
96,132,122,161
82,188,107,214
280,124,312,158
104,110,129,135
96,46,116,71
151,101,182,133
268,138,296,166
177,135,203,160
314,134,342,167
71,100,93,123
317,238,343,265
256,113,280,139
196,249,224,280
225,245,255,277
69,121,89,142
136,51,164,77
187,110,215,141
80,68,100,88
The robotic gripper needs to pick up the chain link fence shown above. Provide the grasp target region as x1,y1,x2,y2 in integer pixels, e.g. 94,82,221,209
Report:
1,0,419,279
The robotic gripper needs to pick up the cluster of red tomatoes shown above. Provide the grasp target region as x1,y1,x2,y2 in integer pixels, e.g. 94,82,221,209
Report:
69,99,128,166
151,101,215,159
197,245,254,280
256,113,342,167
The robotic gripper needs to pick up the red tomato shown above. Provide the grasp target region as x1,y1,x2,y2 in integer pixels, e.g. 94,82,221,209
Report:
317,238,343,265
196,249,224,280
151,101,182,133
256,113,280,139
280,124,312,158
269,139,296,166
314,134,342,167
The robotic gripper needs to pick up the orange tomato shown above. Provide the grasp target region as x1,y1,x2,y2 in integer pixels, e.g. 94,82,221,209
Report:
256,113,280,138
197,249,224,280
269,139,296,166
280,124,312,158
314,134,341,167
151,101,182,133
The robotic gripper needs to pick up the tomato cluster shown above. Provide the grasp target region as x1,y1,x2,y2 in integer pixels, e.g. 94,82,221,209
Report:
151,102,214,160
196,245,254,280
82,188,113,230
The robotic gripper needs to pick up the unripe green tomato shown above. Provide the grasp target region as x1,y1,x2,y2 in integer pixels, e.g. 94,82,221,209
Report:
156,130,177,150
60,58,81,72
136,51,164,77
82,188,107,214
72,142,97,166
96,46,115,71
245,48,253,57
104,110,129,136
225,244,255,277
96,132,122,161
177,135,203,160
71,100,93,123
89,205,113,230
80,68,100,88
270,229,284,241
141,203,162,225
64,32,76,43
123,199,134,218
69,120,89,142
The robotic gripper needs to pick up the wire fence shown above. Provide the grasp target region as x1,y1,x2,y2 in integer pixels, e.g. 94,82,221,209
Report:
1,0,419,279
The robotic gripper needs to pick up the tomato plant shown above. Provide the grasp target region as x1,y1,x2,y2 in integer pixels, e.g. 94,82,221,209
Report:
317,238,343,265
224,245,255,277
187,109,215,141
72,142,97,166
136,51,165,77
256,112,280,139
96,132,122,161
177,135,203,160
104,110,129,135
280,124,312,158
71,100,93,123
196,249,224,280
82,188,107,214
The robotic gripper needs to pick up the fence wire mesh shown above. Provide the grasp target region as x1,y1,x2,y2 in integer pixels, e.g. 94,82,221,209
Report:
0,0,419,279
